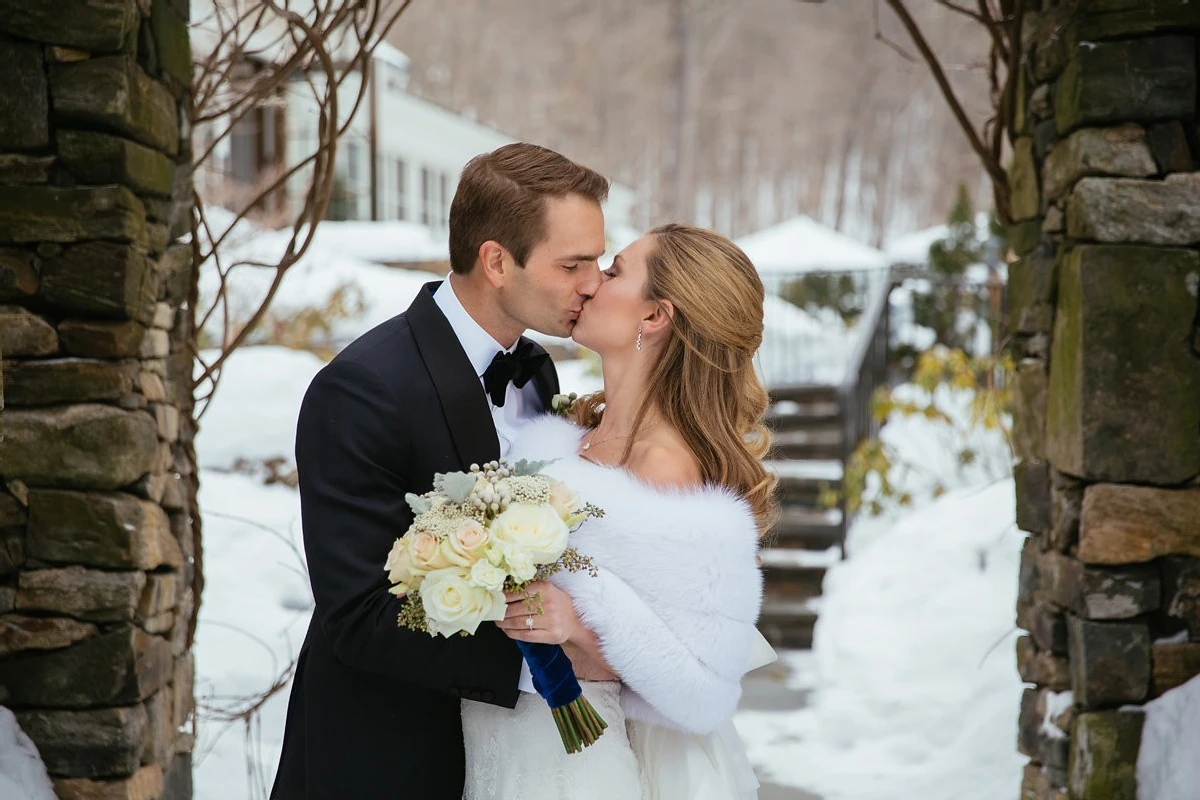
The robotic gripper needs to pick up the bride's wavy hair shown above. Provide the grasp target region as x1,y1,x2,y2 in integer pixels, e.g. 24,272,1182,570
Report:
571,224,778,535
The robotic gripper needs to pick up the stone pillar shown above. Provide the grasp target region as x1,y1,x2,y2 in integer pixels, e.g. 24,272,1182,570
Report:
1009,2,1200,798
0,1,197,797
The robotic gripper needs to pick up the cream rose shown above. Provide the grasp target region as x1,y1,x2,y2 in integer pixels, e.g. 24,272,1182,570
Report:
442,519,491,567
469,558,508,592
408,530,453,572
546,479,582,522
489,502,570,564
420,567,506,637
384,538,418,595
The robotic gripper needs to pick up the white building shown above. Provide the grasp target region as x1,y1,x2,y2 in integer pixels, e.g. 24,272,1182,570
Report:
196,30,637,254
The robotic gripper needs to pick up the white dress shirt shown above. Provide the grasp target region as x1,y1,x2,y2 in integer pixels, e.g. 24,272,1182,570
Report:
433,278,539,693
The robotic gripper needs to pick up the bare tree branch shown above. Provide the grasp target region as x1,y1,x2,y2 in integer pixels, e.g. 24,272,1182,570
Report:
882,0,1010,219
191,0,416,410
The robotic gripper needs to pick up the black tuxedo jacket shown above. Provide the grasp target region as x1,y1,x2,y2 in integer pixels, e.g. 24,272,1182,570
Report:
271,282,559,799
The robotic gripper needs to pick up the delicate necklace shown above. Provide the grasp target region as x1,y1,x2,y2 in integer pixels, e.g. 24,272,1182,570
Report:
582,422,659,451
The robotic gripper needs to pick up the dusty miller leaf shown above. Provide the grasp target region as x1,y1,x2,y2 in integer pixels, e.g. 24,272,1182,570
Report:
512,458,554,476
405,493,431,515
434,471,477,503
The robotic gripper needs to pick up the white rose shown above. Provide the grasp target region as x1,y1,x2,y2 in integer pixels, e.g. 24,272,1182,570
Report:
546,479,582,522
489,502,570,564
469,559,508,592
442,519,491,567
408,530,453,572
502,545,537,583
420,567,506,637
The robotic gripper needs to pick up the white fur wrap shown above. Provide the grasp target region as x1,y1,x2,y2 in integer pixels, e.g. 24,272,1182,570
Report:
508,415,764,735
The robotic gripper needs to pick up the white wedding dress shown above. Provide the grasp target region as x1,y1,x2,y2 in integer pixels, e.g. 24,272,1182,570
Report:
461,415,773,800
461,633,775,800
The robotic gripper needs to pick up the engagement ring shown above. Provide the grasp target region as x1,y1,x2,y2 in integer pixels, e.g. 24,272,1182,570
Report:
525,615,534,630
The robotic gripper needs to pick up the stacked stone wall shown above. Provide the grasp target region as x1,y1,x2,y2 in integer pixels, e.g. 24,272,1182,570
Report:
1009,1,1200,797
0,1,197,796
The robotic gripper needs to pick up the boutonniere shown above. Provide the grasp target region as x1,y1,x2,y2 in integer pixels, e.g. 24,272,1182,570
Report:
550,392,578,417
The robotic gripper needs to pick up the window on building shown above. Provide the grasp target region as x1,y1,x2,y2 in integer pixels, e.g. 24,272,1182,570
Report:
346,141,361,186
327,141,362,221
229,114,258,183
420,166,433,227
440,172,450,227
395,158,407,220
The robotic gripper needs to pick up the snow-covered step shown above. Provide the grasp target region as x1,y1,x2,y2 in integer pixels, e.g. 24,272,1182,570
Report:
766,459,843,482
762,563,827,606
758,600,820,650
769,427,844,461
766,400,842,430
768,506,843,550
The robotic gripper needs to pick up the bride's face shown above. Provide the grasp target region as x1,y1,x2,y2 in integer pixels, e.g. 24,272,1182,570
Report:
571,234,658,355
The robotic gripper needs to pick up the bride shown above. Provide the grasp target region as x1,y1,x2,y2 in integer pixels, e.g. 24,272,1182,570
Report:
461,224,777,799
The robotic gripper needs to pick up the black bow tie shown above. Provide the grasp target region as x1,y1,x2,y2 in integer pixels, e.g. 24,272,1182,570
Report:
482,340,549,407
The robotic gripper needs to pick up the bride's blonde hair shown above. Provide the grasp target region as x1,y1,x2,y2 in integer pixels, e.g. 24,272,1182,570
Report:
571,224,778,534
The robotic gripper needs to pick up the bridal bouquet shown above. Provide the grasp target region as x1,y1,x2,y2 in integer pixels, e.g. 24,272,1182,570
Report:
385,458,607,753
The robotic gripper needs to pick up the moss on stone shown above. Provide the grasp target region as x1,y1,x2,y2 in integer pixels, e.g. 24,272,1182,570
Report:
1055,37,1196,135
50,56,179,156
58,130,176,197
0,0,138,54
1047,245,1200,484
0,185,147,246
1069,711,1144,798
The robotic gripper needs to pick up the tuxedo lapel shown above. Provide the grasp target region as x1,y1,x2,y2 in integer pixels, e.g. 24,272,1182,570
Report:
407,282,500,469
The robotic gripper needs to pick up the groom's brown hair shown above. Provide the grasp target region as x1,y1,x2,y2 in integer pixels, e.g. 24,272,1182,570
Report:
448,143,609,274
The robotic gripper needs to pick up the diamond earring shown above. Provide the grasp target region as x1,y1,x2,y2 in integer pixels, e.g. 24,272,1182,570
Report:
636,325,643,351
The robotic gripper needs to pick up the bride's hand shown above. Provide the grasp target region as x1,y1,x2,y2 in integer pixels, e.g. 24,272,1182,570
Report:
498,581,618,681
497,581,582,645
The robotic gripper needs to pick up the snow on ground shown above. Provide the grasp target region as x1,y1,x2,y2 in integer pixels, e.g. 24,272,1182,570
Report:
734,479,1025,800
196,212,435,350
1138,674,1200,800
196,347,325,471
0,708,56,800
193,472,309,800
733,384,1024,800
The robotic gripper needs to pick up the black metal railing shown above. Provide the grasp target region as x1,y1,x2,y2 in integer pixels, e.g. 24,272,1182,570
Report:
834,271,892,555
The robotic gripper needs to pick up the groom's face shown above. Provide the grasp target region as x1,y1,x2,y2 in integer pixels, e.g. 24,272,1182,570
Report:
500,193,605,337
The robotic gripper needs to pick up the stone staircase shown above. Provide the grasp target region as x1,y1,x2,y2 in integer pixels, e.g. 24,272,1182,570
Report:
758,384,847,650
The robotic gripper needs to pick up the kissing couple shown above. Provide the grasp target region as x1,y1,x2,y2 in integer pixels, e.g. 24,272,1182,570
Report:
271,143,776,799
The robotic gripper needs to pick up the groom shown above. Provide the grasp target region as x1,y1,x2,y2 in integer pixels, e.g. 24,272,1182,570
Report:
271,143,610,798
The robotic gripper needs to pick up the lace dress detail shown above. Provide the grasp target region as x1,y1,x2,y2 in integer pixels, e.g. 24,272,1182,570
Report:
462,681,646,800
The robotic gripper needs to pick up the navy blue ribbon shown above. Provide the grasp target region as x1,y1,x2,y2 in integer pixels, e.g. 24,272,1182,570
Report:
516,641,583,708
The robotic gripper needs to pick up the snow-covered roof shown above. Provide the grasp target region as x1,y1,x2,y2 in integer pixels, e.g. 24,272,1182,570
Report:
735,216,889,274
883,225,947,266
373,41,411,71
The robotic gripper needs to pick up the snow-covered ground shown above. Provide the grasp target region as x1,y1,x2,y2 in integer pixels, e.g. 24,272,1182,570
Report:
733,374,1025,800
738,479,1025,800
